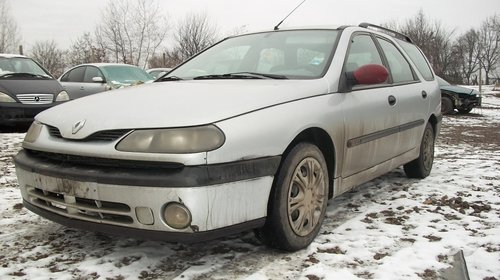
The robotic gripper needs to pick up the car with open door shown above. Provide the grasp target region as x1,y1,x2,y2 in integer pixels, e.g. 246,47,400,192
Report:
15,23,441,251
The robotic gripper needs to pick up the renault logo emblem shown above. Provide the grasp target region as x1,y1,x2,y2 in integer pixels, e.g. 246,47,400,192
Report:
72,119,86,134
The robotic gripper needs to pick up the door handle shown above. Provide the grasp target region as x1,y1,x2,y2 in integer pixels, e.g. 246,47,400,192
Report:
421,91,428,99
388,95,396,106
80,86,85,90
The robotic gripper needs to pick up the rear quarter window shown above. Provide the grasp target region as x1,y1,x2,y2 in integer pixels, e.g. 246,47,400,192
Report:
397,40,434,81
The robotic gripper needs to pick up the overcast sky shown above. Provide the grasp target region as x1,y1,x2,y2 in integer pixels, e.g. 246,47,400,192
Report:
9,0,500,50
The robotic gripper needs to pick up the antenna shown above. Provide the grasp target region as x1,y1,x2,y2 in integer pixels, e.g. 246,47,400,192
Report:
274,0,306,31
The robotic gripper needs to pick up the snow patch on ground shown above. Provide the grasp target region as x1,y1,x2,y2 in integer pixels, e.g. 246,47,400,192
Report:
0,94,499,280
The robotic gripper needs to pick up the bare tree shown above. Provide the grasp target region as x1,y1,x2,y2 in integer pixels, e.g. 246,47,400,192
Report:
225,25,248,37
173,13,219,61
30,40,66,77
453,29,481,84
391,10,454,77
0,0,21,53
67,32,107,66
95,0,169,68
148,50,183,68
478,14,500,85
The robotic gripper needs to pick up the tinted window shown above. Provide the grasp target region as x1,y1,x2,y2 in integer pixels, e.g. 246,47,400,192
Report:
377,38,416,83
398,40,434,81
84,66,104,82
65,66,86,82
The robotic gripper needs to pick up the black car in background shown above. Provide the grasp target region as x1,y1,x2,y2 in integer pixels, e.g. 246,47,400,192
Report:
0,54,69,126
438,76,481,114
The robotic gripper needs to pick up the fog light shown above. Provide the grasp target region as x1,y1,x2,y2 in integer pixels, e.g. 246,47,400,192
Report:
163,203,192,229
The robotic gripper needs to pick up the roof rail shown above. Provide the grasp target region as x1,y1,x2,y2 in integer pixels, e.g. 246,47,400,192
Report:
358,23,413,43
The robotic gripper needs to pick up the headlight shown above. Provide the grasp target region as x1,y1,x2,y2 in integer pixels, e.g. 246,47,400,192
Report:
24,121,44,143
0,92,15,102
56,90,69,101
116,125,225,154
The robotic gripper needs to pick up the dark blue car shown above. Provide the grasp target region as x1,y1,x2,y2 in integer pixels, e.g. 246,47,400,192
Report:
438,76,481,114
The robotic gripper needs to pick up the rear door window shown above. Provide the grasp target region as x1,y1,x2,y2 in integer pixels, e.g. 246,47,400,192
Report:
377,38,416,83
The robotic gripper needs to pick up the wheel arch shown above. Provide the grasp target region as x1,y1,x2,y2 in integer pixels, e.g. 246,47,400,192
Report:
280,127,336,199
441,91,458,106
427,114,438,139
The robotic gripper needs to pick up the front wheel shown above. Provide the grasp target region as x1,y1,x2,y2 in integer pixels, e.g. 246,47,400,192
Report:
404,122,435,178
441,97,454,115
457,106,474,114
256,143,328,251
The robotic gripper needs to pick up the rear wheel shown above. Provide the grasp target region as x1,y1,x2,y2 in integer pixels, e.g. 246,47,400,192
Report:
441,97,454,115
404,122,435,178
256,143,328,251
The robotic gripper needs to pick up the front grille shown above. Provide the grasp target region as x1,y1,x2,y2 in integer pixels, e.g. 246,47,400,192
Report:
28,187,134,225
47,126,62,138
17,94,53,104
26,149,184,170
46,125,131,142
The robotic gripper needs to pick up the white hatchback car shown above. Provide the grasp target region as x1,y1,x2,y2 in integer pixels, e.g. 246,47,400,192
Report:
15,23,441,251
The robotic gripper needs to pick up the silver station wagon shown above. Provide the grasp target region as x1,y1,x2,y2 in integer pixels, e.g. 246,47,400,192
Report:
15,23,442,251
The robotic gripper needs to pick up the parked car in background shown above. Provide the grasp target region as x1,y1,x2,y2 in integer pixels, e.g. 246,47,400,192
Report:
147,68,172,79
438,76,481,114
15,23,441,251
0,53,69,126
59,63,154,99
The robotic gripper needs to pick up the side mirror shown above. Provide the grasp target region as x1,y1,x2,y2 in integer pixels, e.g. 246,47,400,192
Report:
92,76,105,83
345,64,389,88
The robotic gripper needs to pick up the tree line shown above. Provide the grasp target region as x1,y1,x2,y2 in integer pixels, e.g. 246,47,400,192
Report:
385,10,499,85
0,0,222,77
1,0,498,85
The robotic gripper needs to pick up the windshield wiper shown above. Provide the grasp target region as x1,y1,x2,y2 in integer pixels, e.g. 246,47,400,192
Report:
158,76,183,82
0,72,51,79
230,72,288,79
193,72,288,80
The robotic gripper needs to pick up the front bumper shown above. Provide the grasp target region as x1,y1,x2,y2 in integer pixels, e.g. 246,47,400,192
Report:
459,96,482,108
15,150,281,241
0,102,60,126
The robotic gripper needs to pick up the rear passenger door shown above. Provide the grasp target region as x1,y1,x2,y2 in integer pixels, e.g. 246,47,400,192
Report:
375,37,427,154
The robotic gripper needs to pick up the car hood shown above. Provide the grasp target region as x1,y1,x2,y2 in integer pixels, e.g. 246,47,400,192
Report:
0,79,62,96
440,85,476,95
36,79,330,139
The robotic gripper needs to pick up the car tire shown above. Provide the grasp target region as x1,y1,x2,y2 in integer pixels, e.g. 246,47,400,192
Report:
256,143,328,251
457,106,473,114
404,122,435,179
441,97,454,115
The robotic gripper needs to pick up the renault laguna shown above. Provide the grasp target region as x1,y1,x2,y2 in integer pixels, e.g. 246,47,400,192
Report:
15,23,441,251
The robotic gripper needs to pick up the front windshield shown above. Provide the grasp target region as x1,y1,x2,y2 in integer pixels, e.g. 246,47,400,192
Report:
101,65,154,85
168,30,339,80
0,57,51,77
